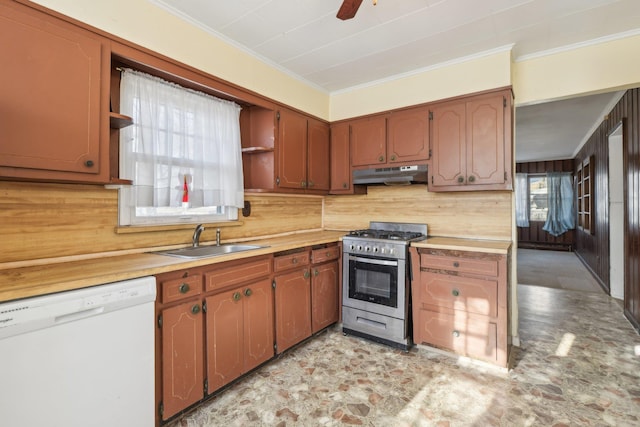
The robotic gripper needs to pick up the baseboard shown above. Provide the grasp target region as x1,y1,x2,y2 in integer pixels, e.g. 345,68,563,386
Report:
574,251,609,294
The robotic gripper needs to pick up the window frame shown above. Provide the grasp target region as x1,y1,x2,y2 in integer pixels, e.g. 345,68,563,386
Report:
527,173,549,223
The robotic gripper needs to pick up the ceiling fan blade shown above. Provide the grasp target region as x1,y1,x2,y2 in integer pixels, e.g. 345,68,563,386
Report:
336,0,363,20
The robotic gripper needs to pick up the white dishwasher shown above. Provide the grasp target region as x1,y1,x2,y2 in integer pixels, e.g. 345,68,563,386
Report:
0,276,156,427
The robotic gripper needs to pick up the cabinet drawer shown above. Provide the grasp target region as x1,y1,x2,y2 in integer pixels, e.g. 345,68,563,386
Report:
420,253,498,277
415,309,497,362
205,256,272,292
417,272,498,317
160,274,202,304
274,251,310,272
311,246,340,264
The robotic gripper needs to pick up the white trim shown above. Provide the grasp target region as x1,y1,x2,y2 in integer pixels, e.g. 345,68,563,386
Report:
515,29,640,63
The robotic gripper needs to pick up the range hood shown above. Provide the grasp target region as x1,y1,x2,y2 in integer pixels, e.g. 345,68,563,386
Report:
353,164,428,185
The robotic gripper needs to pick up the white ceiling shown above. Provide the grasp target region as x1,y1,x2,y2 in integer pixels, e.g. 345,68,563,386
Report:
150,0,640,162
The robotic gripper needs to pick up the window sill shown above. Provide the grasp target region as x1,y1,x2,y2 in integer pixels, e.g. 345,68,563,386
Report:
115,221,244,234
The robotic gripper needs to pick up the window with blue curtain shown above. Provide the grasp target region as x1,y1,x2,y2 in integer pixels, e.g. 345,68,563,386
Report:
542,172,575,236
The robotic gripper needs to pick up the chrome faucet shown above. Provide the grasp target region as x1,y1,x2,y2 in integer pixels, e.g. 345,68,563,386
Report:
192,224,205,247
216,228,221,246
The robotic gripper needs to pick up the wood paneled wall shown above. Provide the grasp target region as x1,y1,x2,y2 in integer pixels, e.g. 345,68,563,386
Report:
0,181,323,265
516,160,575,250
324,185,512,241
574,88,640,330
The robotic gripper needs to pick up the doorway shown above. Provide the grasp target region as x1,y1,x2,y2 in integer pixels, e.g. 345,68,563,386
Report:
608,122,624,300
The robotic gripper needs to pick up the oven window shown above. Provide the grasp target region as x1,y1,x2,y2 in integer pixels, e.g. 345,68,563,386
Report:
348,257,398,308
355,269,392,298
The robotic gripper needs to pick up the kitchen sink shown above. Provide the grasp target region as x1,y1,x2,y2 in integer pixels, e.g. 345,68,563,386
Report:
155,244,268,259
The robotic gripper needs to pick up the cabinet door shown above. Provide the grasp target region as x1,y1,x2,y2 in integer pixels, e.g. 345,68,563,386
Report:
311,261,339,333
277,108,308,190
466,95,505,185
0,2,108,182
350,116,386,167
387,107,430,164
274,269,312,353
330,122,351,193
429,101,466,187
307,118,330,192
243,279,275,372
161,301,204,420
205,290,243,392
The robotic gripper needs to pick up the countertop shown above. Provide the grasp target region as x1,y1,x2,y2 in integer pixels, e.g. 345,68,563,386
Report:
0,230,347,303
411,236,512,254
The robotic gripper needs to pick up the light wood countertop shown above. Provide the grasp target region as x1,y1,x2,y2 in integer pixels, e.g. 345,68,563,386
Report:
0,230,346,303
411,236,512,254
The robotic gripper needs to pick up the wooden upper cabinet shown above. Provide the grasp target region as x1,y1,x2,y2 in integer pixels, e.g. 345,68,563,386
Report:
276,108,308,190
330,122,351,194
0,1,109,183
350,116,387,167
307,117,330,192
276,108,330,194
429,90,512,192
387,107,430,164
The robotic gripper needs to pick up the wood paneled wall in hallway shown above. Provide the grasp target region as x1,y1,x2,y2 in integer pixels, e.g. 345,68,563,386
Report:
516,160,575,251
574,88,640,331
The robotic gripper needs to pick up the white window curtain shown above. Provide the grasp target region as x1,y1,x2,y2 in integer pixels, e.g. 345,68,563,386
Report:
119,69,244,225
515,173,529,227
542,172,575,236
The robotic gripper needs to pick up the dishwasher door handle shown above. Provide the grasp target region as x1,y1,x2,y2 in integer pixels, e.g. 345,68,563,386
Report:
55,307,105,324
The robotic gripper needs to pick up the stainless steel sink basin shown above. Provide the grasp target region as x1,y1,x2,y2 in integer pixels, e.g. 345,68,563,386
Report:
156,244,268,259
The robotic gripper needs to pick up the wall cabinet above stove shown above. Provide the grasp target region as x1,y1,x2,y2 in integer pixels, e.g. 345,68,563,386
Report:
350,107,430,169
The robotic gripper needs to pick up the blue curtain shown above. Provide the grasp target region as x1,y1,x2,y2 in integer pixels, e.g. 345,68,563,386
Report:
543,172,575,236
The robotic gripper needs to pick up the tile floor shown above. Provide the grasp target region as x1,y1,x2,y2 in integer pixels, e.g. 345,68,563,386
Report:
168,271,640,426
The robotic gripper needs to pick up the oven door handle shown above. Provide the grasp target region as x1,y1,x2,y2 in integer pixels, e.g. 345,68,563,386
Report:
348,255,398,267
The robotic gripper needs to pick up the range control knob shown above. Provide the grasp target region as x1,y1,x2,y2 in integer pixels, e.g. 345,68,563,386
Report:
373,247,379,253
389,248,395,256
380,247,386,254
357,245,363,251
350,244,355,251
365,246,371,252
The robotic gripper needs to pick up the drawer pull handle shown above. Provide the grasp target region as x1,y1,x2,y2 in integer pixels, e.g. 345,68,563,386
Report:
233,292,242,302
191,304,201,315
326,251,332,257
244,288,252,297
452,289,460,297
452,330,460,338
179,283,190,294
453,261,460,268
292,258,298,264
304,270,310,279
314,269,320,277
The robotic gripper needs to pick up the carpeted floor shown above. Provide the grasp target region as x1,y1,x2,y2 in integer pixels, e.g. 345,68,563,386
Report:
517,248,604,293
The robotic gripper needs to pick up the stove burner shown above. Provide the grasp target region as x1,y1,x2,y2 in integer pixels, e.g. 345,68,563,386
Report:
349,229,424,242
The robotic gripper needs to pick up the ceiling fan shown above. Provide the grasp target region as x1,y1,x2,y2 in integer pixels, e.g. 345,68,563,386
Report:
337,0,377,20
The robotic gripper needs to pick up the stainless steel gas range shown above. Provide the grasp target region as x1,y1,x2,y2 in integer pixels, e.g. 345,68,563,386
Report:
342,222,427,350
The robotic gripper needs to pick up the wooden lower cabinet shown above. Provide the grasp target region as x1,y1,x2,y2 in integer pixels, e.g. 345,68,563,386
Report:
159,299,204,420
410,247,509,367
274,267,312,352
205,278,274,391
311,261,339,333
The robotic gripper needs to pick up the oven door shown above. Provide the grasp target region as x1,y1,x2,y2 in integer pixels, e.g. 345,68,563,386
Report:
343,254,406,319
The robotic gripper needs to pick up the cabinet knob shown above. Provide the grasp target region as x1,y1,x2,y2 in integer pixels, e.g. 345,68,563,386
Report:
457,176,464,183
191,304,201,315
451,289,460,297
292,258,298,264
314,269,320,277
308,181,314,187
304,270,310,279
244,288,252,297
300,181,306,187
84,160,94,167
343,183,348,189
390,155,396,161
233,292,242,302
452,330,460,338
468,175,476,183
378,156,384,162
453,261,460,268
179,283,190,294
